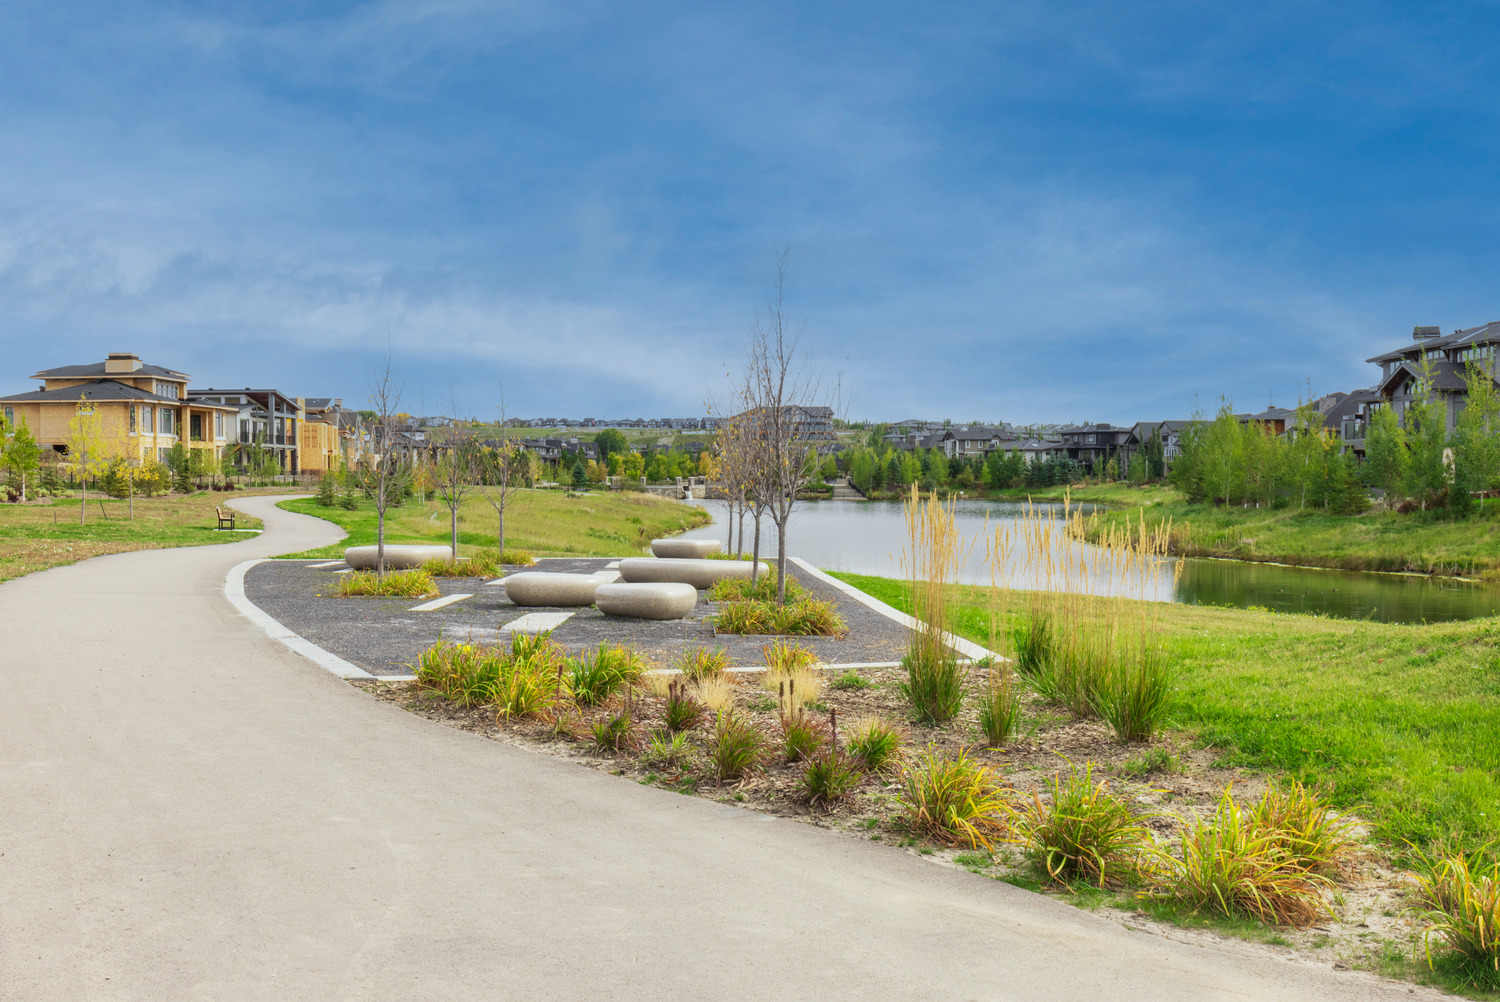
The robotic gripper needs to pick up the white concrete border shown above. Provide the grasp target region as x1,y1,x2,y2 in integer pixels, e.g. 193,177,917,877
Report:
225,559,375,680
410,593,473,612
788,557,1000,662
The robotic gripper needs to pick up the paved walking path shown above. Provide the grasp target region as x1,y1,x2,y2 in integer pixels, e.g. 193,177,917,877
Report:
0,496,1435,1000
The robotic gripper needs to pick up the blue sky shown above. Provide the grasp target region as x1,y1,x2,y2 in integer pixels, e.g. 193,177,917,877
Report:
1,1,1498,424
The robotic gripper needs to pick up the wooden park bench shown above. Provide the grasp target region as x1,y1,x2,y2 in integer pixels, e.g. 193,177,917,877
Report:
215,506,236,530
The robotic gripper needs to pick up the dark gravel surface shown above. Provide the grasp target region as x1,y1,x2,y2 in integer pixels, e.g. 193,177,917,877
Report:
246,557,914,676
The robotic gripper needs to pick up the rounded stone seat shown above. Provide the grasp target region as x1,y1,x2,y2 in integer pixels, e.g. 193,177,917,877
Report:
617,557,770,590
650,538,722,559
344,544,452,570
594,582,698,620
502,571,611,607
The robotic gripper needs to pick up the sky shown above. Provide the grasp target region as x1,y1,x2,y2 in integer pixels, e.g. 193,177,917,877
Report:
1,1,1498,425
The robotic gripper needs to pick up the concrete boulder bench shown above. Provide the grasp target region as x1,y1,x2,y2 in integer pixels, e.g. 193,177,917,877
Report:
618,557,770,590
503,571,616,607
594,582,698,620
344,544,452,571
649,538,722,559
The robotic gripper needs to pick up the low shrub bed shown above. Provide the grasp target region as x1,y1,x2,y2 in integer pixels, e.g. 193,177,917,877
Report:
712,598,847,637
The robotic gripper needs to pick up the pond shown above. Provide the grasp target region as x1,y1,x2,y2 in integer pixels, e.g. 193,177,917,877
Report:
678,498,1500,624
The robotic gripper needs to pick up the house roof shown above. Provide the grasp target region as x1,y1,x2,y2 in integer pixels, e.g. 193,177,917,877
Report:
1375,360,1484,396
0,379,193,405
33,361,188,381
1367,320,1500,363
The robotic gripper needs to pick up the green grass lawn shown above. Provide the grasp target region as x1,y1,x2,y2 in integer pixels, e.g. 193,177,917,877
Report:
277,487,712,559
1081,492,1500,578
832,571,1500,851
0,493,266,581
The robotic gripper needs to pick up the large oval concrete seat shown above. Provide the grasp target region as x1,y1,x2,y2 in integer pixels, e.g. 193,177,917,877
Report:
503,571,611,607
594,582,698,620
650,538,722,559
344,544,452,570
618,557,770,590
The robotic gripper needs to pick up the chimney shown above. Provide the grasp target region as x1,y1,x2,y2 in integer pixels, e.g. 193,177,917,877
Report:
1412,326,1441,341
105,352,142,374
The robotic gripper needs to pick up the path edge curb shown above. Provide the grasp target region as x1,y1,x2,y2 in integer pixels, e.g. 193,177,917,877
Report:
225,558,375,680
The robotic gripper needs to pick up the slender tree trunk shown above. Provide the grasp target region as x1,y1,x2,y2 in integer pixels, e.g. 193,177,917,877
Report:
497,499,505,554
80,476,86,525
736,507,745,556
775,518,789,604
726,501,735,551
451,505,459,557
377,485,387,576
751,509,762,582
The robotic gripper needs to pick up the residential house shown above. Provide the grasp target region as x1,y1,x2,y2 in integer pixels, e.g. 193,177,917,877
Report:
938,424,1018,459
1058,423,1134,472
1367,321,1500,430
188,387,304,473
1125,420,1193,474
1318,388,1382,459
297,398,363,473
0,353,237,466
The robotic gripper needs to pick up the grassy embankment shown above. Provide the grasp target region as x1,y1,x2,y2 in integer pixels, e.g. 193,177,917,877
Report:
832,571,1500,852
1078,489,1500,578
277,488,712,560
0,493,266,582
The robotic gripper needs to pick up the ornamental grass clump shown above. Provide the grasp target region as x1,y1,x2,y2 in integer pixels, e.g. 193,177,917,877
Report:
900,487,968,724
977,660,1023,747
1249,780,1358,877
845,716,904,774
692,676,736,713
713,598,847,637
412,639,497,707
662,679,705,733
897,746,1011,849
335,569,439,599
776,706,828,763
422,551,502,578
1412,843,1500,980
708,575,804,603
762,639,819,672
764,667,823,708
800,751,863,807
1166,788,1334,926
706,709,768,782
1014,763,1156,887
643,729,695,771
1092,648,1173,743
493,632,568,719
591,705,639,754
675,646,728,681
567,643,646,707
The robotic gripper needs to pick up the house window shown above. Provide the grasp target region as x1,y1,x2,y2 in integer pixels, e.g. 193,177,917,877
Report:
215,413,224,440
143,406,154,434
156,381,180,399
3,406,13,426
160,409,175,436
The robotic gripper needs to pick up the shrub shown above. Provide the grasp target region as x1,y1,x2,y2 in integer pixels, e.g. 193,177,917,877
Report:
777,707,828,763
662,679,705,732
692,676,735,713
410,631,567,719
591,707,639,753
643,729,695,770
1248,780,1358,877
829,670,871,691
901,649,967,725
1166,788,1333,926
676,646,728,681
412,640,497,707
897,746,1010,849
711,600,773,635
845,716,903,774
1413,844,1500,977
977,661,1022,747
498,549,536,566
1014,763,1155,887
494,632,568,719
568,643,646,707
1092,650,1173,742
762,639,819,672
334,569,439,598
800,751,863,807
706,710,768,782
764,666,823,708
316,475,337,507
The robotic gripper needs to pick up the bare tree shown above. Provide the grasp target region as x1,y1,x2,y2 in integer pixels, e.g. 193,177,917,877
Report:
366,355,405,576
742,251,824,604
709,403,753,558
480,389,524,554
434,404,481,558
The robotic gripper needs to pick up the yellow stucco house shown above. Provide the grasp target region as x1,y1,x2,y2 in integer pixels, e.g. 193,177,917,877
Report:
0,353,238,465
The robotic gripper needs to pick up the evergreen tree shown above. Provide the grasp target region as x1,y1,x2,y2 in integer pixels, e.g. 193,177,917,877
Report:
571,458,588,490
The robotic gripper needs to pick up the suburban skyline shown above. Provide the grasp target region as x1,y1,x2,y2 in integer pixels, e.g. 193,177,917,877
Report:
2,2,1497,423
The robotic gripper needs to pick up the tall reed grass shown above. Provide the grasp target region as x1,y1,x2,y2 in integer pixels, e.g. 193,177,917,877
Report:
901,487,969,723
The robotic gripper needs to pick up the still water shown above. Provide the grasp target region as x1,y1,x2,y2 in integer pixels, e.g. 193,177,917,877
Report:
679,498,1500,624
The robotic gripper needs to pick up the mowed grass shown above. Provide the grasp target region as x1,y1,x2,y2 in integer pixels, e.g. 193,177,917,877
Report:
1082,491,1500,578
0,493,265,581
277,488,712,559
832,571,1500,850
987,482,1175,507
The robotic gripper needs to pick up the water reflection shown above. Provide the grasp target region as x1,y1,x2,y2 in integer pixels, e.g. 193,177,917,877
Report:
679,498,1500,624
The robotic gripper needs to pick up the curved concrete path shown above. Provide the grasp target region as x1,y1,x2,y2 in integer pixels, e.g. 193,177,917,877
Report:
0,496,1432,1001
